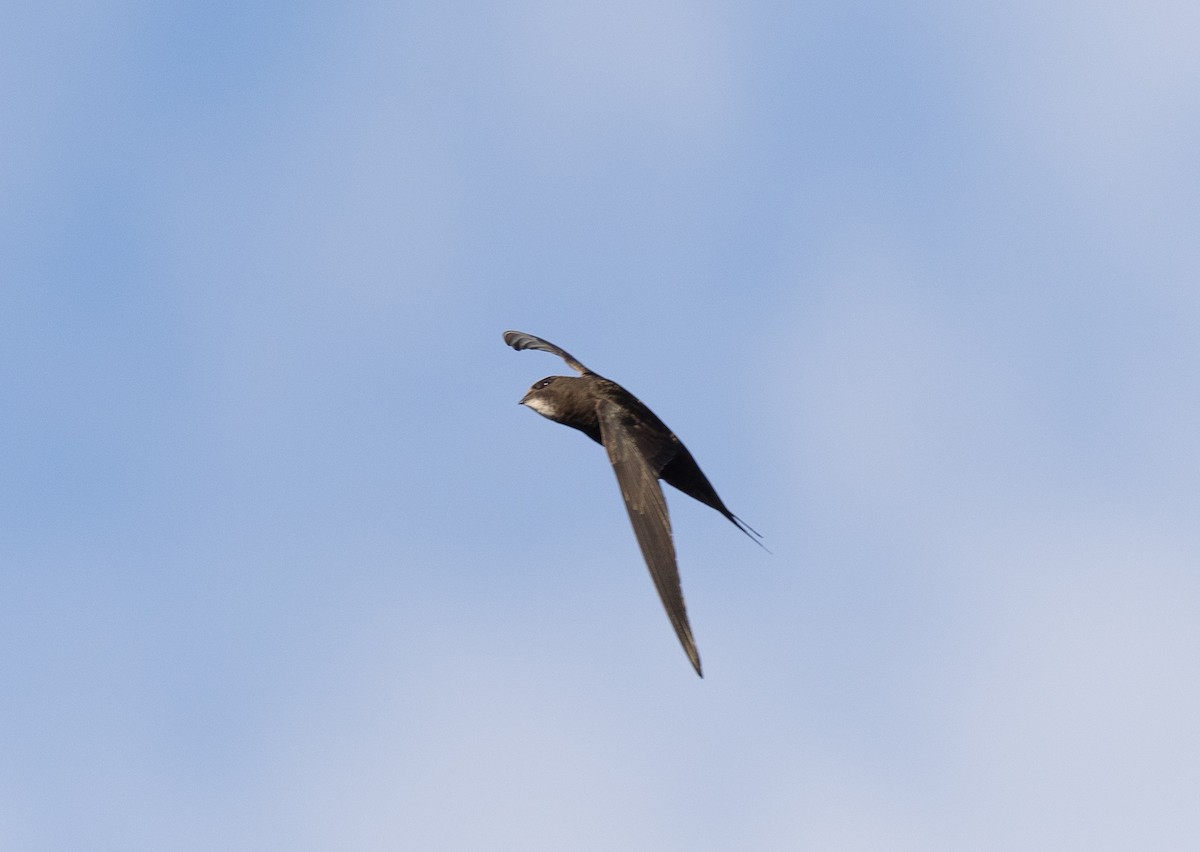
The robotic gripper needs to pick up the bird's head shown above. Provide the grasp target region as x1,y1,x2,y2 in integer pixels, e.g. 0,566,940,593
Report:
519,375,576,422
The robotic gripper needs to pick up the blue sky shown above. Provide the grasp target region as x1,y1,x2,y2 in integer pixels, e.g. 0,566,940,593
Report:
3,1,1199,849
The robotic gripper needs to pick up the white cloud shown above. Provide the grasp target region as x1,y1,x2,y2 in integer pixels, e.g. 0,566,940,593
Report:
935,512,1200,849
947,2,1200,216
495,0,741,154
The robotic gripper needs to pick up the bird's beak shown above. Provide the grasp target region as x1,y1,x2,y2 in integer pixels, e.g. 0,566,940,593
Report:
518,391,532,406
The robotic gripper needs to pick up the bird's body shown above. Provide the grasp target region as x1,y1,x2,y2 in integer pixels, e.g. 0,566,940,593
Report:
521,373,752,534
504,330,760,677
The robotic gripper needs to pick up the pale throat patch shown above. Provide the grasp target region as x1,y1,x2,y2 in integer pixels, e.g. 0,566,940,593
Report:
524,396,559,419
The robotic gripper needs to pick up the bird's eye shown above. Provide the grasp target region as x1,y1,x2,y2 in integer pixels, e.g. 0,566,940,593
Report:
537,378,552,388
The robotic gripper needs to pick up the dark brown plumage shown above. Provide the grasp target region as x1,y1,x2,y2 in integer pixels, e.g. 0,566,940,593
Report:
503,330,761,677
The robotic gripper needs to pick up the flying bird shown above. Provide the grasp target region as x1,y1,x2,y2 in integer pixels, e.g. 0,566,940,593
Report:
503,329,761,677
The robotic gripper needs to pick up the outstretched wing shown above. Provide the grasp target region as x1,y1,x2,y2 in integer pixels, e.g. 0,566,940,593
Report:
596,397,701,677
502,330,592,375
